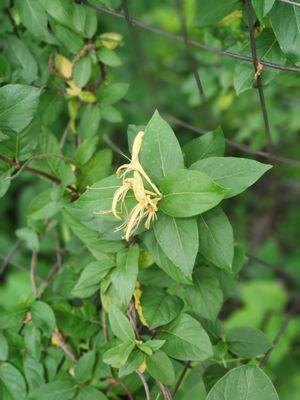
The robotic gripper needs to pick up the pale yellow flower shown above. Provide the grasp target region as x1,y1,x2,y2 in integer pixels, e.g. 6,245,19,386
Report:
95,131,162,241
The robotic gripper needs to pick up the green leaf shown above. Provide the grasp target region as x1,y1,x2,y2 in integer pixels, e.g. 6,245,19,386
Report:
28,379,77,400
78,149,113,188
27,187,63,221
98,105,122,123
111,244,139,307
100,82,129,105
143,230,192,284
76,387,108,400
84,7,98,38
73,56,92,88
54,303,99,339
16,0,57,44
38,128,75,185
141,288,183,328
0,363,27,400
270,2,300,59
103,342,135,367
66,174,122,236
183,267,223,321
38,0,74,28
31,301,56,337
206,365,279,400
198,207,234,270
109,306,135,342
0,161,12,198
74,351,96,383
5,36,38,83
53,24,83,54
0,84,41,133
16,227,39,252
159,169,228,217
78,105,101,140
24,324,42,361
157,313,213,361
97,48,121,67
71,260,115,298
183,128,225,167
191,157,272,198
23,355,45,391
0,332,8,361
76,137,99,166
154,213,198,276
198,0,239,27
140,110,184,184
253,0,275,20
0,307,27,330
63,209,124,255
227,327,271,358
118,349,144,377
147,350,175,385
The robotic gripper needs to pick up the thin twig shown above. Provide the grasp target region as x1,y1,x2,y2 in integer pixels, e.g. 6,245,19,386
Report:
136,370,152,400
30,251,38,298
83,1,300,74
0,154,78,194
0,240,21,275
260,297,300,366
52,330,78,361
6,153,76,181
102,311,109,343
278,0,300,6
124,101,300,168
159,383,173,400
244,0,273,160
172,361,190,396
176,0,205,102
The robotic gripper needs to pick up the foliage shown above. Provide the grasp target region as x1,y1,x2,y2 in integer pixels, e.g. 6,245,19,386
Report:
0,0,300,399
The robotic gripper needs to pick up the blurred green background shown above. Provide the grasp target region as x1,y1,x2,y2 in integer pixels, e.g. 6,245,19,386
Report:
1,0,300,398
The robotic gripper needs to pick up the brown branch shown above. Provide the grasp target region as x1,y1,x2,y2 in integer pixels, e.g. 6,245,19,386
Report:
30,251,38,298
260,297,300,367
159,383,173,400
83,1,300,74
244,0,273,160
52,330,78,361
0,240,21,276
0,154,78,194
136,370,152,400
171,361,190,396
176,0,205,102
123,100,300,168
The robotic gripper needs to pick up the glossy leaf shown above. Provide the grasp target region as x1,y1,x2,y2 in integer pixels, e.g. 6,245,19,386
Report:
159,169,228,217
191,157,272,198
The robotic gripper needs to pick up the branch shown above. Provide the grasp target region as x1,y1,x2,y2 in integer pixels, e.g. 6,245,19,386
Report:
0,240,21,276
172,361,190,396
244,0,273,160
176,0,205,102
136,370,152,400
0,154,78,194
83,1,300,74
260,297,300,366
124,100,300,168
30,251,38,298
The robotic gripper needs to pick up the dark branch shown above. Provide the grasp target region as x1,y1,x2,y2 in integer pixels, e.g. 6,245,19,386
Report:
83,1,300,74
244,0,273,160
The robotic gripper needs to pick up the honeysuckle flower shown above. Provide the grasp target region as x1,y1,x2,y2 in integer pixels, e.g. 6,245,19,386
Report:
95,131,162,240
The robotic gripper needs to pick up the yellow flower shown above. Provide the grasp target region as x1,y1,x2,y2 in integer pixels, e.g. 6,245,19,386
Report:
97,131,162,241
133,282,148,327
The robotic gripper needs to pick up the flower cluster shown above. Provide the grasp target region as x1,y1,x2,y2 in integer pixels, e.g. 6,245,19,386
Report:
99,131,162,241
